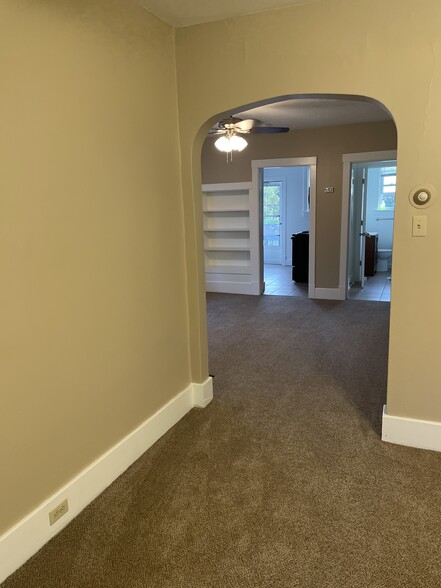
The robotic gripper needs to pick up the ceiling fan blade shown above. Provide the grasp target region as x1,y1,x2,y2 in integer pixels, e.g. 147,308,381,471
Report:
249,126,290,134
219,116,243,129
234,118,260,131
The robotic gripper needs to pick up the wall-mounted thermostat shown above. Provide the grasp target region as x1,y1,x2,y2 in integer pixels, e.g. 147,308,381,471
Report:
409,184,436,208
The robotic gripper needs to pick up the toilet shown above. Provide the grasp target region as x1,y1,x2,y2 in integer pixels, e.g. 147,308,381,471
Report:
377,249,392,272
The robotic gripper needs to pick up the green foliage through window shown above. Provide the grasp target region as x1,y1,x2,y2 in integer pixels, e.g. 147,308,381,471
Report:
263,183,282,247
379,167,396,210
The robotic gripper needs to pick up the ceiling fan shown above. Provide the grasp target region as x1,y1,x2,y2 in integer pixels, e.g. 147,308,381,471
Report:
209,116,289,160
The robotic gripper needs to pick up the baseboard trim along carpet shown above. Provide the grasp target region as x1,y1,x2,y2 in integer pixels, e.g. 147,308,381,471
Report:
205,280,261,295
311,286,346,301
0,378,213,585
382,405,441,452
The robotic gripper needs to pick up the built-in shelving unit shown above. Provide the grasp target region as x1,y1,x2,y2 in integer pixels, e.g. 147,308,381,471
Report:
202,182,260,295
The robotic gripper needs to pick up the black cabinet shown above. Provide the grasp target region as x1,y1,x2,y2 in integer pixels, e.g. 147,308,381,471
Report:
364,234,378,277
291,231,309,283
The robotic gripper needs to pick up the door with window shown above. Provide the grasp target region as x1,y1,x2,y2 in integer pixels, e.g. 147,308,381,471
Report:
348,160,396,288
263,181,284,264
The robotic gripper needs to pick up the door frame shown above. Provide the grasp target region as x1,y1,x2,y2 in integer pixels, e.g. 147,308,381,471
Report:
340,150,397,299
251,157,317,298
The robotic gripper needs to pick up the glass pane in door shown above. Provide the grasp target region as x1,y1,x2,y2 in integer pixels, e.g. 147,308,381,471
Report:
263,181,283,264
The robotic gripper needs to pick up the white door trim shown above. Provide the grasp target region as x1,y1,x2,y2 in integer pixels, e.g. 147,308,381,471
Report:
340,150,397,298
251,157,317,298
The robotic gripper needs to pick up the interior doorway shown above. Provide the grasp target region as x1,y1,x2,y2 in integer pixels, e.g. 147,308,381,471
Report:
250,157,317,298
341,150,397,302
262,165,310,296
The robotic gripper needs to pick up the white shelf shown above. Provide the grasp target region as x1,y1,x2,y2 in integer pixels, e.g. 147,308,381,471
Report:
205,246,250,251
203,208,250,213
205,265,252,275
203,227,250,233
202,182,255,294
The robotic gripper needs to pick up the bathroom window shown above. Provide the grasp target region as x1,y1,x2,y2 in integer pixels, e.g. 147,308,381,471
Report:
378,167,396,210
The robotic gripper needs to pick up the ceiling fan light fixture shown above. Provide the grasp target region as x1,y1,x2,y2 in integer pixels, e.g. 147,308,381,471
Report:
229,134,248,152
215,133,248,153
214,135,233,152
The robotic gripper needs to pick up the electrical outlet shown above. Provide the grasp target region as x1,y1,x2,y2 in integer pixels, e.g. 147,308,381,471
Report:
49,499,69,526
412,215,427,237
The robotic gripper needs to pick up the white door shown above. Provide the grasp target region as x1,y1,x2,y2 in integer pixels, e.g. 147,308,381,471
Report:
348,163,368,287
263,181,284,265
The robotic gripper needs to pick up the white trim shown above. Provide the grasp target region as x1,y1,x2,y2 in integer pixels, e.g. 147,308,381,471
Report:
0,379,213,585
201,181,252,192
382,405,441,452
205,280,260,295
192,377,214,408
340,150,397,298
310,286,345,301
249,170,261,293
342,150,397,164
251,157,317,299
251,157,318,169
308,163,317,298
340,158,352,296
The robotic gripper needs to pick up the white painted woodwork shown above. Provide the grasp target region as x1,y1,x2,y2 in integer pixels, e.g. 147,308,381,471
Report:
202,183,259,295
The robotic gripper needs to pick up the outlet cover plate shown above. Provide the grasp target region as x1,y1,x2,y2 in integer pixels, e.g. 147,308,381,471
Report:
49,499,69,526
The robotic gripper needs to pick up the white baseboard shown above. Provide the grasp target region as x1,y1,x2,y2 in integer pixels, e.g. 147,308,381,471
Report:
0,378,213,585
206,280,260,295
310,286,345,301
382,405,441,452
192,376,213,408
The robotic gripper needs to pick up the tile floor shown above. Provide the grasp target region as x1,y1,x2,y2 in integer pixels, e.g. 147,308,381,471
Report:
347,271,391,302
264,264,391,301
263,264,308,297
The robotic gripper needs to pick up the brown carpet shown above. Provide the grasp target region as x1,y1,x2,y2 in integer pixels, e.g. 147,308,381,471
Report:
3,294,441,587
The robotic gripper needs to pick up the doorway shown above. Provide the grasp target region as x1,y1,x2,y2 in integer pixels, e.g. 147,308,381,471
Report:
250,157,317,298
341,150,397,301
262,166,310,296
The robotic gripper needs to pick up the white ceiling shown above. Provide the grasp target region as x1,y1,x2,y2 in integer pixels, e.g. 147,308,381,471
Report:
234,97,391,131
138,0,324,28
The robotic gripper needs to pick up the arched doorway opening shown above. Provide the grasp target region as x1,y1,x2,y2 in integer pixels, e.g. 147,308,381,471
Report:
199,94,397,303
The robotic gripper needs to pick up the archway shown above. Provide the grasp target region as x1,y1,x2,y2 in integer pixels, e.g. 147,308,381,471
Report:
199,94,397,300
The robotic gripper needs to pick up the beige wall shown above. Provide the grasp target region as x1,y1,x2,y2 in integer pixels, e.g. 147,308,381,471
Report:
176,0,441,423
202,121,397,287
2,0,441,542
0,1,189,534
